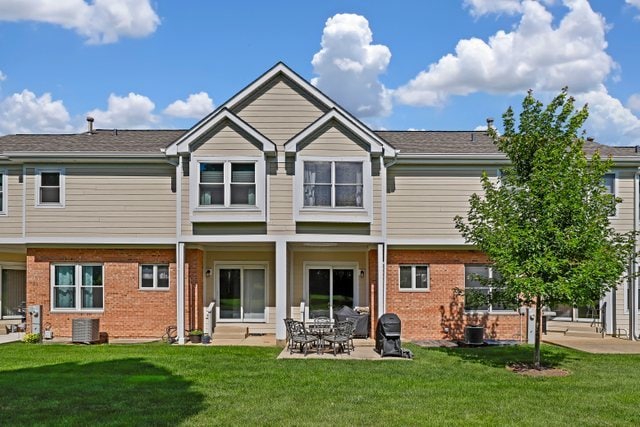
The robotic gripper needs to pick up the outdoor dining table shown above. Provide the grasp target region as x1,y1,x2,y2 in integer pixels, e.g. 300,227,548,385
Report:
307,323,333,354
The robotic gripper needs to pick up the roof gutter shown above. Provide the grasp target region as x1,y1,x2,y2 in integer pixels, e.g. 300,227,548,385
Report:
2,152,170,163
394,153,640,166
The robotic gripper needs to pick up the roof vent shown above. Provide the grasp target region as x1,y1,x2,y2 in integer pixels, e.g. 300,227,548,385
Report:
86,116,95,134
486,117,494,129
586,136,595,142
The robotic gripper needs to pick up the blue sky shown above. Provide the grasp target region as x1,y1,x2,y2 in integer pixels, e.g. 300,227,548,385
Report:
0,0,639,145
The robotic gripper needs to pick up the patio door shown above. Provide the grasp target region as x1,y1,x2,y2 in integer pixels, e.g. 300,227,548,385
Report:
307,266,354,319
217,266,266,322
0,269,26,319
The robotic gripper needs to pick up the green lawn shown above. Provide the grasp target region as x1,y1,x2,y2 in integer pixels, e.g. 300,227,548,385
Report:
0,343,639,426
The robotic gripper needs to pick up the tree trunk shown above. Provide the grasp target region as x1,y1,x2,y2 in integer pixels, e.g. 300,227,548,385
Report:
534,295,542,369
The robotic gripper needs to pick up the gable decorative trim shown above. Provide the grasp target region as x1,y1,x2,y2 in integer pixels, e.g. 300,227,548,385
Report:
167,108,276,156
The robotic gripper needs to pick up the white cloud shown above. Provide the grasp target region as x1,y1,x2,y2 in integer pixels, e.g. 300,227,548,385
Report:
0,70,6,82
0,0,160,44
0,90,72,134
577,87,640,146
86,92,157,129
627,0,640,19
163,92,214,119
311,13,392,118
396,0,612,106
463,0,523,17
628,94,640,113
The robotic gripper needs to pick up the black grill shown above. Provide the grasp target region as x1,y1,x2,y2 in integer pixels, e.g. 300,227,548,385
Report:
375,313,403,357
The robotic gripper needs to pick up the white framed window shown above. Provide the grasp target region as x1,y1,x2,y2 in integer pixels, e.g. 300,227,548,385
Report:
603,172,617,217
51,264,103,311
399,265,429,291
464,265,513,313
0,170,7,215
140,264,170,290
303,161,363,208
190,156,265,222
36,168,65,207
294,156,372,223
199,161,256,207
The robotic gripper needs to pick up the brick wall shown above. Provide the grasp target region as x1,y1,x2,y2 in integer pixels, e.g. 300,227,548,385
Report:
375,249,524,341
185,248,204,332
26,247,202,339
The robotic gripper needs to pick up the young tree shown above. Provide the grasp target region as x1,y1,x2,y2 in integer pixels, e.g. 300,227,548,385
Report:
454,89,636,368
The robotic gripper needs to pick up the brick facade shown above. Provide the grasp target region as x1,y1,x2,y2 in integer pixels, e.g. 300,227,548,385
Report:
370,249,524,341
26,247,203,339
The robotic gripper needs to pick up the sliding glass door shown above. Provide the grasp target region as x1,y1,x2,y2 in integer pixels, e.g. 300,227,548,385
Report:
1,269,26,319
217,266,266,322
307,267,354,319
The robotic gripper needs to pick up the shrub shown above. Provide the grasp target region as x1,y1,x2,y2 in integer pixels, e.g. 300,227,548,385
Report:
22,333,41,344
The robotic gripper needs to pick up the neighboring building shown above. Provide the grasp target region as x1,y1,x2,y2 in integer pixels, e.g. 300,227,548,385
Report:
0,63,637,343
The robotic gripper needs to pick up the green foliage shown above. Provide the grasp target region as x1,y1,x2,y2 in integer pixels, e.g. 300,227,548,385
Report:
455,88,636,308
21,333,41,344
189,329,204,336
455,89,637,366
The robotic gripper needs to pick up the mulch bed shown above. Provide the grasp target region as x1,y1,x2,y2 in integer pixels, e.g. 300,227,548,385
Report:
507,362,570,377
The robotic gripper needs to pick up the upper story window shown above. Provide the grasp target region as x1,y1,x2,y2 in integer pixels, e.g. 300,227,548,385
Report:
36,168,65,207
199,161,256,207
303,161,363,208
603,172,616,217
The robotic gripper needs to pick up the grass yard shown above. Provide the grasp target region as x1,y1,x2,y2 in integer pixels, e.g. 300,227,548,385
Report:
0,342,639,426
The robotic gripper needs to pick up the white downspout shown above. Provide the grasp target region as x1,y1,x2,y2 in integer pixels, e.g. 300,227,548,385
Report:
631,172,638,340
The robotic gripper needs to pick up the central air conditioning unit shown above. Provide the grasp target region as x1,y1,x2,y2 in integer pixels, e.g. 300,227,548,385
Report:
464,325,485,346
72,318,100,344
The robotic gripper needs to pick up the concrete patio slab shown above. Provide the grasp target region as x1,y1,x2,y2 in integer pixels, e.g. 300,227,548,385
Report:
277,338,411,360
543,332,640,354
0,333,23,344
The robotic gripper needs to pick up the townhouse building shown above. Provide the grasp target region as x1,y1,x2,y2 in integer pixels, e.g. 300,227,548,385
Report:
0,63,637,344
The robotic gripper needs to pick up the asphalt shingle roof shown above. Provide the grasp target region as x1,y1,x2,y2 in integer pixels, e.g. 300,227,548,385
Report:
0,129,186,154
0,129,637,159
375,130,640,158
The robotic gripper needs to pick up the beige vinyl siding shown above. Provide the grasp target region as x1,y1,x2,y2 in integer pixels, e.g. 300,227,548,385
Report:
181,165,192,236
616,285,628,330
371,174,382,236
0,167,24,237
267,159,295,234
0,252,26,263
25,164,176,237
300,124,368,157
191,121,263,157
234,75,327,148
610,169,634,233
387,166,492,239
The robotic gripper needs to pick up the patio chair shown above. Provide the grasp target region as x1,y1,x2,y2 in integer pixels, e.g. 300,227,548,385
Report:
285,319,318,356
323,319,356,356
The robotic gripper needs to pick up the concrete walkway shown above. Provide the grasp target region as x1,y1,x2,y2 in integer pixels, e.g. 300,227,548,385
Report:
543,332,640,354
0,333,23,344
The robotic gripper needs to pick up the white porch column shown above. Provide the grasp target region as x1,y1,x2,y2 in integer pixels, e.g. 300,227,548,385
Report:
604,289,614,335
275,239,287,342
176,242,186,344
377,243,385,318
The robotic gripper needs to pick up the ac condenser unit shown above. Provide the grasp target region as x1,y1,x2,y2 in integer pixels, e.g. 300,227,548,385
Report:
72,318,100,344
